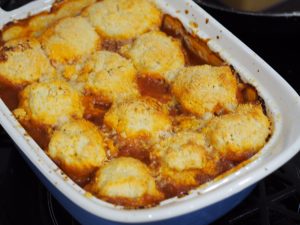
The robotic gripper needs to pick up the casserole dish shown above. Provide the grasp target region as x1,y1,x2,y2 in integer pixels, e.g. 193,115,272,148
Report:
1,0,300,224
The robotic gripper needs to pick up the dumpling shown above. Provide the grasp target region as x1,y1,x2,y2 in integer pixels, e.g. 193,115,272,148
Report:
86,157,163,207
172,65,238,116
41,16,100,63
82,0,162,40
151,131,217,194
0,38,55,86
203,103,271,161
41,16,100,80
1,0,97,41
104,97,171,139
121,31,185,82
14,80,84,126
82,51,139,103
48,119,107,183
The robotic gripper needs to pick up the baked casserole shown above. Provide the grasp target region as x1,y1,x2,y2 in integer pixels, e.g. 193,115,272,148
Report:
0,0,272,208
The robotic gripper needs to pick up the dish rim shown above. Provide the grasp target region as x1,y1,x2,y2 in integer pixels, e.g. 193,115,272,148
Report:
1,0,300,223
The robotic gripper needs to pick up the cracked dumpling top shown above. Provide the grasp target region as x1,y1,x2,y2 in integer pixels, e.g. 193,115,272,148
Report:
41,16,100,63
104,97,171,139
82,0,162,40
172,65,238,116
14,80,84,126
121,31,185,81
86,157,163,207
203,103,271,161
0,38,55,86
48,119,107,182
82,51,139,103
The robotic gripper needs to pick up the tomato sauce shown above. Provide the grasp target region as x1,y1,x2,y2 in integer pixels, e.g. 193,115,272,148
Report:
0,80,21,110
137,76,172,103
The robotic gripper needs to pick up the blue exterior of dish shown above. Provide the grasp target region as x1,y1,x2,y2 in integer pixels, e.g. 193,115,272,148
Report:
19,149,255,225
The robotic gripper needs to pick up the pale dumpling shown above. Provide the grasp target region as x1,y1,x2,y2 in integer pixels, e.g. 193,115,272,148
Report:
86,157,163,207
14,80,84,126
48,119,107,182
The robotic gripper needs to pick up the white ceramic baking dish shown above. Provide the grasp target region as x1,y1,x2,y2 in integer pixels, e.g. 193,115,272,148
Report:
1,0,300,224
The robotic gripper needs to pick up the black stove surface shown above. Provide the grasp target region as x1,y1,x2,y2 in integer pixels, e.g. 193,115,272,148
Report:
196,0,300,15
1,1,300,225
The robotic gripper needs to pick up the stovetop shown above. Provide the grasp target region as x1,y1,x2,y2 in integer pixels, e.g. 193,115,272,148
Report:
0,1,300,225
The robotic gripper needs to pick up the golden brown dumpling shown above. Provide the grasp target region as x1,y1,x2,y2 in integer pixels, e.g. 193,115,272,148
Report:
82,51,139,103
121,31,185,81
14,80,84,126
1,0,97,41
41,16,100,64
203,103,271,161
82,0,162,40
172,65,238,116
151,131,217,191
0,38,55,86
